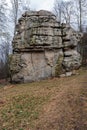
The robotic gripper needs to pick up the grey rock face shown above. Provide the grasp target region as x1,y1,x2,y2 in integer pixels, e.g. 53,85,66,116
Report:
62,24,82,72
10,10,82,83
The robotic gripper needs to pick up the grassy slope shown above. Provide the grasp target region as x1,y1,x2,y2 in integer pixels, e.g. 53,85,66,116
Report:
0,69,87,130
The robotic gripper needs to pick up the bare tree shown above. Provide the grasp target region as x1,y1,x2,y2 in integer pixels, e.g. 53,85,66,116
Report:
10,0,30,34
54,0,87,31
11,0,18,30
61,1,74,24
74,0,87,32
0,32,11,78
0,0,10,60
0,0,30,79
0,0,8,33
53,0,74,25
53,0,62,22
0,0,12,79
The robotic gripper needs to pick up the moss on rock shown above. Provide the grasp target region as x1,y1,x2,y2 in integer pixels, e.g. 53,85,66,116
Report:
55,55,64,76
9,54,21,74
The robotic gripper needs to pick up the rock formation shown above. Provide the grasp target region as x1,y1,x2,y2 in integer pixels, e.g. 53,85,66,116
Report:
9,10,82,83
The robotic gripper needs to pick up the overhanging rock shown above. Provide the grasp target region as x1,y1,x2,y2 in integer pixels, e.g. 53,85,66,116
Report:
9,10,82,83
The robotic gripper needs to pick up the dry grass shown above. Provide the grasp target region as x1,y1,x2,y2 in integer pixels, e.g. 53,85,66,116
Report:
0,69,87,130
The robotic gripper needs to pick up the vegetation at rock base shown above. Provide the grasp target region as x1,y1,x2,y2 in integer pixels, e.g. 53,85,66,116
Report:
55,55,64,76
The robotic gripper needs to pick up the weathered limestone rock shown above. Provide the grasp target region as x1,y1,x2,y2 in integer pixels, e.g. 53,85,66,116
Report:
13,10,62,51
10,10,82,83
62,24,82,72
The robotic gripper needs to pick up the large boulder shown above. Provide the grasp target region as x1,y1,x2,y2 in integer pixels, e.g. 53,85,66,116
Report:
10,10,82,83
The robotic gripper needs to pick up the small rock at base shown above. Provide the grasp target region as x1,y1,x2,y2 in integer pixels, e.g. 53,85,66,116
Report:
66,72,72,77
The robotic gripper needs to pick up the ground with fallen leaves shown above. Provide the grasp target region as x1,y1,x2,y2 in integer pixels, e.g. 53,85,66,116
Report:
0,68,87,130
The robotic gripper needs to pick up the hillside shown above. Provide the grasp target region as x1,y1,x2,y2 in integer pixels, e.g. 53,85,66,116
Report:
0,69,87,130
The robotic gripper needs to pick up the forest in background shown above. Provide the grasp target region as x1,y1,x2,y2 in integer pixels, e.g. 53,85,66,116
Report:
0,0,87,79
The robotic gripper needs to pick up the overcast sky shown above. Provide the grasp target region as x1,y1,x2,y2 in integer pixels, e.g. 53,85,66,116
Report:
30,0,55,11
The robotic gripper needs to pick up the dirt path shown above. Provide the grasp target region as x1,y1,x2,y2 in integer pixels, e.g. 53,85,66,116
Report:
34,72,87,130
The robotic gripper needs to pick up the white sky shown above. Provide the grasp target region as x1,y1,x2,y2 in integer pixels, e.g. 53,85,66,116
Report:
30,0,55,11
7,0,69,11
